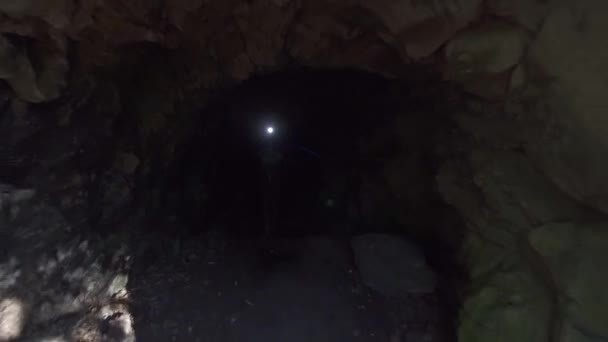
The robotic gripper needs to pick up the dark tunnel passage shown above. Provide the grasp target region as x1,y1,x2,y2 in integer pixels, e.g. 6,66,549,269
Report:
0,61,468,342
174,68,456,240
2,2,607,341
126,68,468,341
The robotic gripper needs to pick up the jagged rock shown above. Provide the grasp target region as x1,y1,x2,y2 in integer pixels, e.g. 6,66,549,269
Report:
363,0,482,59
1,198,132,341
529,222,608,341
458,265,552,342
0,0,35,16
0,34,68,103
524,1,608,216
437,118,604,341
485,0,551,32
444,23,528,98
468,150,592,228
351,234,436,296
0,0,72,29
233,0,298,69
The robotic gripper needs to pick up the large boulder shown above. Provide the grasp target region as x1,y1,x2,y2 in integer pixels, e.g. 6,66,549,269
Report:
458,265,552,342
444,22,528,98
437,112,604,342
350,234,436,296
0,34,68,103
0,196,134,341
524,0,608,215
362,0,482,59
530,222,608,341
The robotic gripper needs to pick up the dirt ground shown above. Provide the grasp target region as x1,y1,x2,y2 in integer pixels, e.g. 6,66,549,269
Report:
129,232,452,342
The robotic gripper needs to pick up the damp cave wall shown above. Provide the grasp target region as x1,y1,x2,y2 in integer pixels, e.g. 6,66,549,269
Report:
2,0,608,341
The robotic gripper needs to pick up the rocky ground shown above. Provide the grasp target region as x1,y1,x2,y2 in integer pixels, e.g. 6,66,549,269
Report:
129,231,450,342
0,191,453,341
3,1,608,341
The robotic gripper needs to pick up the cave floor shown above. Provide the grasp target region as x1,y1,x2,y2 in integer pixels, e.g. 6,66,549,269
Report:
129,233,449,342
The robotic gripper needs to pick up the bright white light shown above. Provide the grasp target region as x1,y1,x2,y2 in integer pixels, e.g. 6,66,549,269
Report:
0,298,25,340
266,126,275,135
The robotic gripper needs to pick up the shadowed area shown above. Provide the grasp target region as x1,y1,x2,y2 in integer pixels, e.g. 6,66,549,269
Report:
1,1,608,341
127,69,462,341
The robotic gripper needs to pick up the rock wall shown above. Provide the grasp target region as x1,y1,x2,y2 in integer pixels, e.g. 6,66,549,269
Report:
436,2,608,341
1,0,608,341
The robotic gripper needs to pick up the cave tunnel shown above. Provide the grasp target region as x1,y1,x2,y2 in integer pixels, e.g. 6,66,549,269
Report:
177,68,453,239
2,1,608,342
135,67,467,341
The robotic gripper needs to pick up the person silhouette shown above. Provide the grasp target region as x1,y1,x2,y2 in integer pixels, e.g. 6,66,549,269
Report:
259,124,282,236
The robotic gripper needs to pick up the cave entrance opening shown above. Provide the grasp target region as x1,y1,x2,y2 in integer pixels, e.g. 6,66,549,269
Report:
133,67,468,341
178,68,458,239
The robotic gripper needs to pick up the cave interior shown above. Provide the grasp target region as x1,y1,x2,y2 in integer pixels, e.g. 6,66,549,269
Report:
1,1,608,342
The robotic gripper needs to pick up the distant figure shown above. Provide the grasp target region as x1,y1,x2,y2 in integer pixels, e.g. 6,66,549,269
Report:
259,125,282,236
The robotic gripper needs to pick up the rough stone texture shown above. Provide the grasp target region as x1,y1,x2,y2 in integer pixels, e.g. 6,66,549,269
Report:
524,0,608,216
485,0,551,32
362,0,482,59
0,0,608,341
0,0,489,96
0,33,68,103
351,234,437,296
458,265,552,342
437,100,608,341
530,222,608,340
446,23,527,75
0,195,134,341
444,22,529,99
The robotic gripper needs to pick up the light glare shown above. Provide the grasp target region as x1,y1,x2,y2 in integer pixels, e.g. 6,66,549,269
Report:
0,298,25,340
266,126,274,135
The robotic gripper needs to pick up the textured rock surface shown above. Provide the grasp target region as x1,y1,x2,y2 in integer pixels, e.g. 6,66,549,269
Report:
438,2,608,340
444,23,529,99
0,34,68,102
0,0,608,341
524,0,608,216
0,195,134,341
530,223,608,340
351,234,436,296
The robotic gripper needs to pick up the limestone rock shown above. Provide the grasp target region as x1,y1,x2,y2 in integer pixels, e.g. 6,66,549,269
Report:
234,0,298,69
485,0,551,32
436,125,602,341
461,23,527,73
458,265,552,342
444,23,528,98
529,222,608,340
0,0,72,29
0,0,35,16
0,34,68,103
363,0,482,59
468,150,591,228
1,199,132,340
351,234,436,296
524,1,608,215
362,0,481,34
